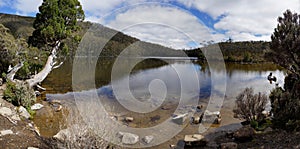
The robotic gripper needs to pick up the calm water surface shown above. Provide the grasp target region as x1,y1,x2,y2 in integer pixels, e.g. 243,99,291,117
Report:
34,57,286,147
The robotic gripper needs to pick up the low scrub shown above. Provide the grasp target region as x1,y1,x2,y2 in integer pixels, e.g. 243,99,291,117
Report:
3,81,36,109
233,87,268,124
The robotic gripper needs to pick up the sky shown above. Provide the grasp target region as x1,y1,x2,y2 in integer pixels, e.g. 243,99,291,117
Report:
0,0,299,49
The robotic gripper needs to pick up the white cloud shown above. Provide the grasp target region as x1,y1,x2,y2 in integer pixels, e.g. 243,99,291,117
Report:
14,0,42,15
177,0,300,41
102,4,224,49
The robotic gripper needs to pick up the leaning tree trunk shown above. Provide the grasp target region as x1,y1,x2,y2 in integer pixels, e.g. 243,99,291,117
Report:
7,41,62,89
26,42,61,88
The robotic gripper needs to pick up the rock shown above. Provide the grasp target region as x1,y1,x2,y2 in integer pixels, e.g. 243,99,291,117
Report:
11,114,21,121
169,144,176,148
0,107,13,116
262,110,270,117
125,117,134,122
184,134,207,147
220,142,238,149
263,127,273,133
142,135,154,144
53,128,70,141
0,78,3,86
196,105,203,111
55,105,62,112
31,103,44,110
118,132,139,145
233,126,255,142
28,147,39,149
202,110,221,123
0,129,14,136
18,106,31,119
191,116,201,124
172,113,188,125
34,91,41,96
213,118,222,124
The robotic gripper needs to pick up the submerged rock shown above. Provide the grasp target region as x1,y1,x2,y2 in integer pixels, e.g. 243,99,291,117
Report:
172,113,188,125
142,135,154,144
118,132,139,145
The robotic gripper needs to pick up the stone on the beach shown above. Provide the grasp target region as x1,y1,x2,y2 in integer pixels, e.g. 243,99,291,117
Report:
53,128,70,141
191,116,201,124
118,132,139,145
0,129,14,136
220,142,238,149
184,134,207,147
31,103,44,110
213,118,222,124
202,110,221,123
233,126,255,142
11,114,21,121
172,113,188,125
18,106,30,119
142,135,154,144
125,117,134,122
0,107,13,116
27,147,39,149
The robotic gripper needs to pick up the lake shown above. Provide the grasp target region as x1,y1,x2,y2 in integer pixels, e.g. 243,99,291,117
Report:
33,57,286,148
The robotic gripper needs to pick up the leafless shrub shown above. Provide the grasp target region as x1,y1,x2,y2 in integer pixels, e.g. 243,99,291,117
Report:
233,87,268,122
49,106,121,149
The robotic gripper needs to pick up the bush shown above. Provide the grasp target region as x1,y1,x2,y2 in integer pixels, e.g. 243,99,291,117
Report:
233,87,268,123
3,81,36,109
270,73,300,131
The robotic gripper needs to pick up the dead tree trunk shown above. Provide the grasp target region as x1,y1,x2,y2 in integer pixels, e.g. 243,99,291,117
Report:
7,41,62,89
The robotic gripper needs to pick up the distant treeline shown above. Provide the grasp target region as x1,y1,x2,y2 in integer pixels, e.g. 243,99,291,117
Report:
184,41,271,63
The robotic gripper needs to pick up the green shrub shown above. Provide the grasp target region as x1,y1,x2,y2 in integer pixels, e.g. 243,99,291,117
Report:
270,75,300,131
3,81,36,110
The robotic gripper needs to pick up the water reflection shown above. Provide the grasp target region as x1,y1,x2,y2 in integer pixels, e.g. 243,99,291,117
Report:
36,58,286,140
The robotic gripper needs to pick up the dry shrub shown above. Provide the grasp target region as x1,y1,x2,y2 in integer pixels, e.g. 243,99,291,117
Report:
233,87,268,122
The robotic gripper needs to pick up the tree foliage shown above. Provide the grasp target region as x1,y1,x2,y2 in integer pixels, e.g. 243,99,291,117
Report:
28,0,84,49
270,9,300,75
270,10,300,131
233,87,268,123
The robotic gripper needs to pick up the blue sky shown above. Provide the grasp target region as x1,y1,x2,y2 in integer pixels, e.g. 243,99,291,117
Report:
0,0,299,49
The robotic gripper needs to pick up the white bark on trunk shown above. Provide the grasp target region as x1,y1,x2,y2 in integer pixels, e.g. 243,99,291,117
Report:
7,62,24,82
26,42,61,88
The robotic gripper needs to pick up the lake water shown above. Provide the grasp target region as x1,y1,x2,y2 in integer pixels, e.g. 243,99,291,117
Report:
34,57,286,148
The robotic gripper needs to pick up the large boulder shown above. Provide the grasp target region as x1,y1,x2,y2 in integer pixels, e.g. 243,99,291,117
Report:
233,126,255,142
